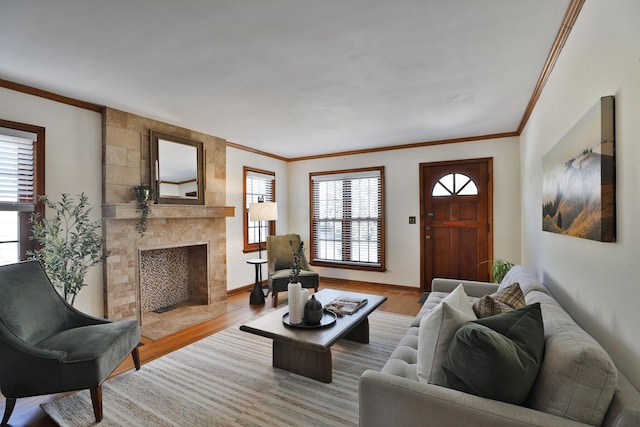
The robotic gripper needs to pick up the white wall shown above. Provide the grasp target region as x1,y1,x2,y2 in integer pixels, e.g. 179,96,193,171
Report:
0,87,103,315
520,0,640,388
287,137,521,288
225,147,289,290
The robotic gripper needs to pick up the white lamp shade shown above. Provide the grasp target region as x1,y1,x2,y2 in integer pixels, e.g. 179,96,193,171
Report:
249,202,278,222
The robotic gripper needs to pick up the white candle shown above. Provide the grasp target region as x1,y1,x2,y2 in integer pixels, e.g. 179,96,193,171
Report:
300,288,310,306
288,282,303,324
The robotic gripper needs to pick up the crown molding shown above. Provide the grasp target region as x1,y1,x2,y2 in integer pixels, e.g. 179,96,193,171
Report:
517,0,585,133
0,78,103,113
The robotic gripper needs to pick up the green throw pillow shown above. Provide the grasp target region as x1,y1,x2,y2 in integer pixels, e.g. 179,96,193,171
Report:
439,303,545,405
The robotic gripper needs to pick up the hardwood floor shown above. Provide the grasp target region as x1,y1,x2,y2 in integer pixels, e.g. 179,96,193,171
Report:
0,281,422,427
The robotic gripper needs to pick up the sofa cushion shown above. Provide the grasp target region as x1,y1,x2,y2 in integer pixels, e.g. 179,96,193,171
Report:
524,291,617,426
411,291,449,327
380,325,419,379
416,284,477,385
439,303,545,405
473,282,525,318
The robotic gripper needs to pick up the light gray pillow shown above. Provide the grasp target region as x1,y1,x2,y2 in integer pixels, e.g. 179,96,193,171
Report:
417,284,476,384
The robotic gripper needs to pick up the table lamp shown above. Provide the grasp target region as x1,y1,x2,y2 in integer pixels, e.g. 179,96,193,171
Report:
249,200,278,259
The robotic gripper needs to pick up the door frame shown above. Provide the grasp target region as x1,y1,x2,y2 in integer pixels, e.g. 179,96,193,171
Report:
419,157,494,292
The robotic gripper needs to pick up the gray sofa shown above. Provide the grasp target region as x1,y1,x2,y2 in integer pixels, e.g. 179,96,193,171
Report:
359,266,640,426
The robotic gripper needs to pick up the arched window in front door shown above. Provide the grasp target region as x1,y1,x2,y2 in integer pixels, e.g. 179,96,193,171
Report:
432,173,478,197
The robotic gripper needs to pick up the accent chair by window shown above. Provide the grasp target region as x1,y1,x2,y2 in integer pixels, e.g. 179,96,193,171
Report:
266,234,319,306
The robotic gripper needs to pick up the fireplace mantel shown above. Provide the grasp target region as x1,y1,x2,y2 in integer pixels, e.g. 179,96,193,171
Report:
102,204,235,220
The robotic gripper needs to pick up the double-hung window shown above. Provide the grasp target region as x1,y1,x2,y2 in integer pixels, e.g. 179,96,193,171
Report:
310,166,385,271
0,120,44,265
243,167,276,252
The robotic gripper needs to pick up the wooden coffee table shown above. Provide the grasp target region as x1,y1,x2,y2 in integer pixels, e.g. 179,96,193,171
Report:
239,288,387,383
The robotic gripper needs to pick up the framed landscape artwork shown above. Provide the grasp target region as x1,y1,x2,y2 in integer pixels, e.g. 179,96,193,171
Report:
542,96,616,242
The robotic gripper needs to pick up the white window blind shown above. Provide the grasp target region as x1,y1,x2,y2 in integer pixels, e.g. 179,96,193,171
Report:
311,167,384,269
0,132,35,212
245,169,275,245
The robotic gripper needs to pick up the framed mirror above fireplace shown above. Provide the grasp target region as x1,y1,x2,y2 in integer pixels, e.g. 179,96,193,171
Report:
150,130,205,205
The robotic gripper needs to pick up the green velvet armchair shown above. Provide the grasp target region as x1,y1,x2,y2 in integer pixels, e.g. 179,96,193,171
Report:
267,234,319,306
0,260,141,425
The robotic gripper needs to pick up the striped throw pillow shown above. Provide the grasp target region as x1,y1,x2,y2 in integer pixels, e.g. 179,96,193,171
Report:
473,282,525,318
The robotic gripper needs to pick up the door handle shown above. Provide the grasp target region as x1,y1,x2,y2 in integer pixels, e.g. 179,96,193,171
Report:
425,226,431,231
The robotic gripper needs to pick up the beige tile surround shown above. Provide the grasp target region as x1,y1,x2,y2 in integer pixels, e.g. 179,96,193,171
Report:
102,108,234,322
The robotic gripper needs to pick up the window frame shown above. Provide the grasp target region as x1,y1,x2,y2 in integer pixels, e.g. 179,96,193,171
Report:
0,119,45,262
432,173,479,197
309,166,385,271
243,166,276,253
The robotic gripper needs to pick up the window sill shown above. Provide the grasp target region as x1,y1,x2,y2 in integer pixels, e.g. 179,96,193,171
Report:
310,260,385,272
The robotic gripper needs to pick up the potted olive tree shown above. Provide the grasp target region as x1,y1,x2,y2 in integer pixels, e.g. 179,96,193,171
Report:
28,193,107,306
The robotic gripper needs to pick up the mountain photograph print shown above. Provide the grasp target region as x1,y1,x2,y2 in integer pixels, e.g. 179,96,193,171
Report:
542,96,616,242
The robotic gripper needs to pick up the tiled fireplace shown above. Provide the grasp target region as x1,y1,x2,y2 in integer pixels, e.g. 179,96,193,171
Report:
102,108,234,322
140,245,208,313
102,206,232,321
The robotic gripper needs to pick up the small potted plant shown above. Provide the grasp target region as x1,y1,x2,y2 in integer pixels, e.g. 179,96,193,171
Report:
289,239,303,284
286,240,307,324
480,259,515,283
133,184,153,237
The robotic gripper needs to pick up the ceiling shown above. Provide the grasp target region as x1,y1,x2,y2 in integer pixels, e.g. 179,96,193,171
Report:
0,1,571,159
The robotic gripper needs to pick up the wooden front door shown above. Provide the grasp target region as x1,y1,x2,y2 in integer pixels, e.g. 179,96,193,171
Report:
420,158,493,292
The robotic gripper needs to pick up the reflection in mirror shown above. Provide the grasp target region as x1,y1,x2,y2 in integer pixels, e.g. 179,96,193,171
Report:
158,140,197,197
150,131,204,205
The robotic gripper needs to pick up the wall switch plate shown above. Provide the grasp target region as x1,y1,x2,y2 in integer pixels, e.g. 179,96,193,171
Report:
409,216,416,224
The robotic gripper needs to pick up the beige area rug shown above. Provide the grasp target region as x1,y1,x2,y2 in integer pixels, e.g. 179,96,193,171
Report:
141,301,243,340
42,311,412,427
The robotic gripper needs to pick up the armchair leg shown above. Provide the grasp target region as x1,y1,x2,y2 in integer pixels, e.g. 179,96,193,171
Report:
132,346,141,370
1,398,16,426
273,291,279,307
90,386,103,422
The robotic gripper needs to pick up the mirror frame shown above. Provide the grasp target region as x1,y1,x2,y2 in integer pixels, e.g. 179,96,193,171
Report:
150,130,205,205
